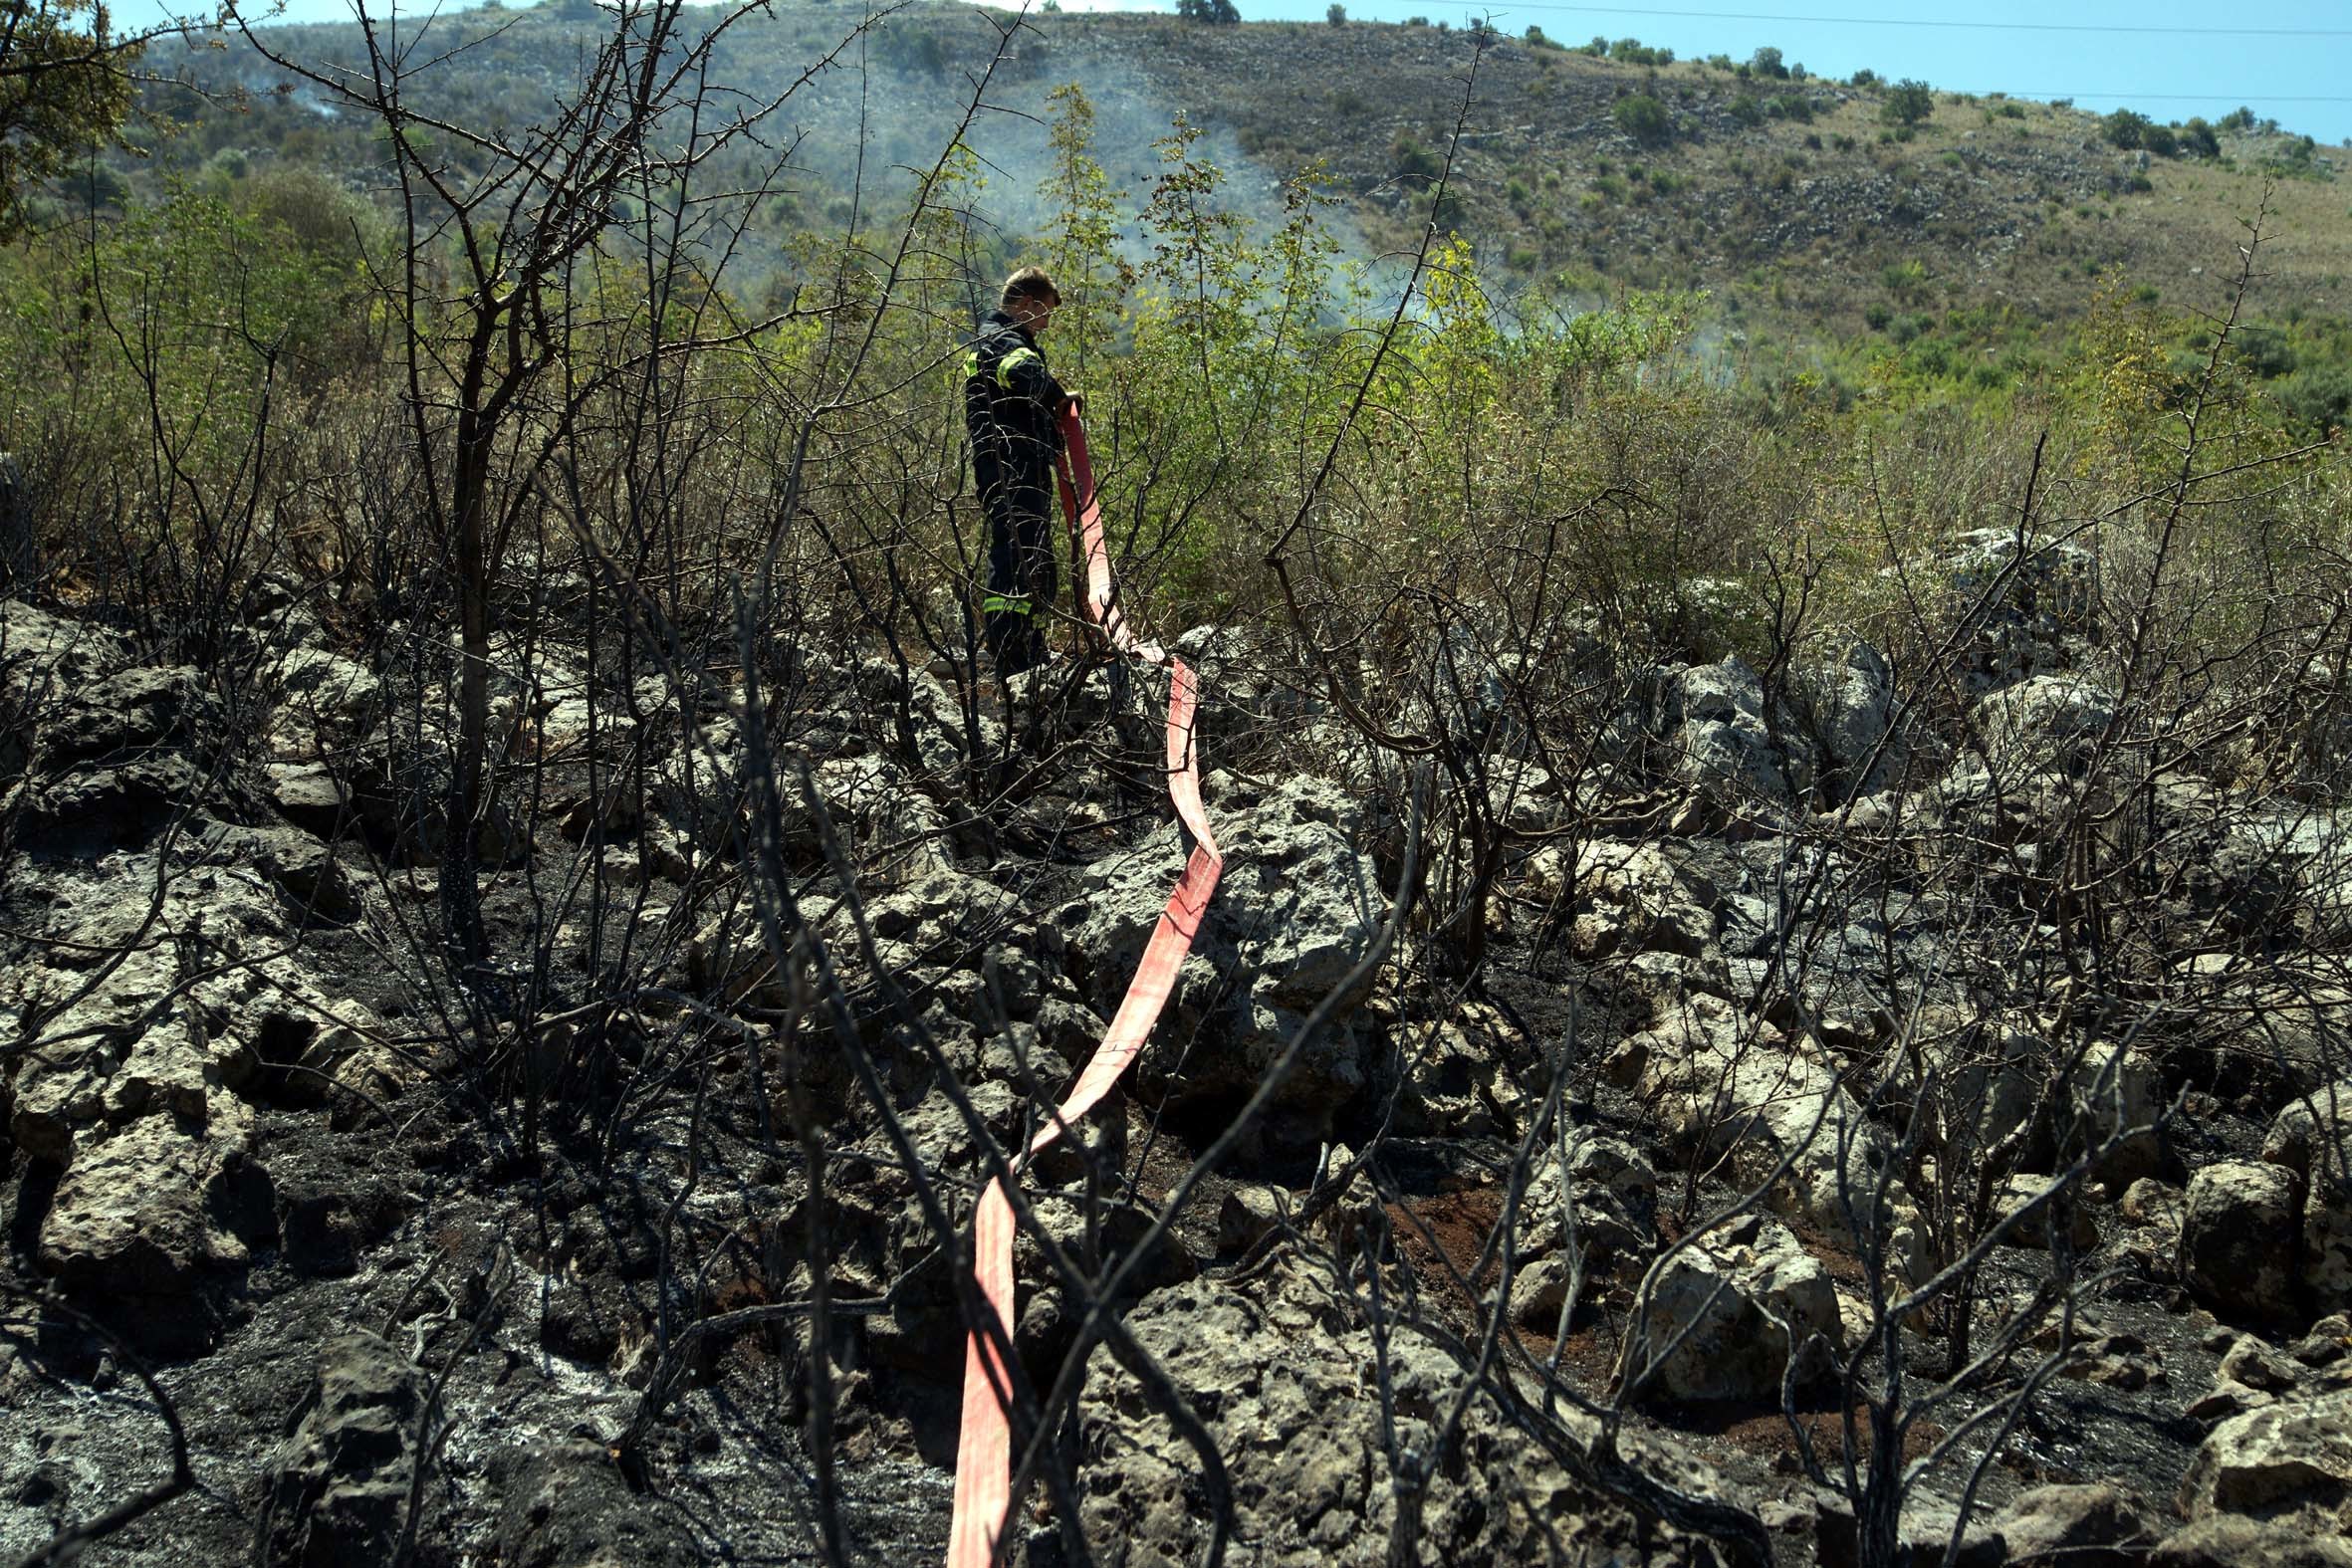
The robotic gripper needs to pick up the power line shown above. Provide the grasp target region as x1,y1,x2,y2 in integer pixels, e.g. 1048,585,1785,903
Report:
1491,3,2352,37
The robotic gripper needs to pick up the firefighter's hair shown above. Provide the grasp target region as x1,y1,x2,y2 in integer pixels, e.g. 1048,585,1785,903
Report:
1001,267,1059,309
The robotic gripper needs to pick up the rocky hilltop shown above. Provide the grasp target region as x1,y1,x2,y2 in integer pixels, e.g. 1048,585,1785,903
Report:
6,509,2352,1566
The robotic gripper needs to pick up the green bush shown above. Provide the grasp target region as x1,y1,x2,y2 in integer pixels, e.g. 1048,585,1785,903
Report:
1882,80,1935,127
2277,364,2352,435
2102,109,2152,149
1614,95,1674,145
1392,135,1442,182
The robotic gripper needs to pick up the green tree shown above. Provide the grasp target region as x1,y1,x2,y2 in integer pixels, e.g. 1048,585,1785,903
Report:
0,0,143,237
1750,45,1788,80
2102,109,2152,149
1614,94,1673,145
1881,79,1935,128
1040,83,1130,377
1325,2,1344,22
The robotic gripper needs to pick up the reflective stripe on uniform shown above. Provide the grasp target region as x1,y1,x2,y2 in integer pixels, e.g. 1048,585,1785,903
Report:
981,593,1034,616
962,350,981,379
995,346,1041,389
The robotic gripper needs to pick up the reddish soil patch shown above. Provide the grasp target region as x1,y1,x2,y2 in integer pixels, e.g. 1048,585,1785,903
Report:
1386,1183,1506,1317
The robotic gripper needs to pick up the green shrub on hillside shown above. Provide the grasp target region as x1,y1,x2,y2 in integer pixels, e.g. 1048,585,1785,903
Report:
1615,95,1673,145
1392,135,1442,183
1882,80,1935,128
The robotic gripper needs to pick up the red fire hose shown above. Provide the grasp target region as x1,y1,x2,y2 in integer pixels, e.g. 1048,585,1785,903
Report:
944,403,1225,1566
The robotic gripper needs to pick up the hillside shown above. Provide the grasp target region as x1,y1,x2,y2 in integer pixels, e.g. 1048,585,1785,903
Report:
7,4,2352,1568
128,1,2352,393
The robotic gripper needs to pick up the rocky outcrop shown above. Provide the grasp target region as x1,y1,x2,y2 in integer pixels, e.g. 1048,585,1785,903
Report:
7,665,240,852
2154,1515,2352,1567
2264,1086,2352,1312
1625,1003,1921,1268
1986,1483,2160,1566
1060,775,1385,1150
5,864,379,1346
1074,1254,1727,1567
1666,655,1809,803
259,1333,426,1568
1944,529,2100,694
1792,640,1902,799
1972,674,2116,778
2180,1386,2352,1525
1509,1134,1662,1328
490,1439,699,1568
2182,1162,2306,1325
1622,1212,1840,1404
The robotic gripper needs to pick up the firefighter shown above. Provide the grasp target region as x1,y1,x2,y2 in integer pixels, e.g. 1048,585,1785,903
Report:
964,266,1072,679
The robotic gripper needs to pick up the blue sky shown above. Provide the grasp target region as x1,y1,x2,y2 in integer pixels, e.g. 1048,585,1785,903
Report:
117,0,2352,145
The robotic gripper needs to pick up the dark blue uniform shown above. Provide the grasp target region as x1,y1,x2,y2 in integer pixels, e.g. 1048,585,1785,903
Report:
963,309,1066,676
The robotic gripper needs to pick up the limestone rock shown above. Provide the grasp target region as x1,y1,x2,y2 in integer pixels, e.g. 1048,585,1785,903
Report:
1625,1214,1841,1404
1060,776,1385,1150
36,1111,275,1351
2153,1515,2352,1567
1394,1009,1526,1139
266,761,351,837
2180,1387,2352,1524
491,1438,699,1568
1974,674,2116,777
2182,1162,2306,1325
1638,1013,1917,1265
12,666,228,851
1,600,129,784
2263,1084,2351,1182
1074,1255,1729,1566
1217,1185,1288,1253
1989,1483,2161,1566
1943,529,2100,692
1521,1132,1659,1266
1669,655,1807,802
1990,1174,2100,1251
1795,640,1902,798
261,1333,424,1568
2307,1175,2352,1314
273,646,381,729
2218,1336,2302,1395
2065,1040,2167,1185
